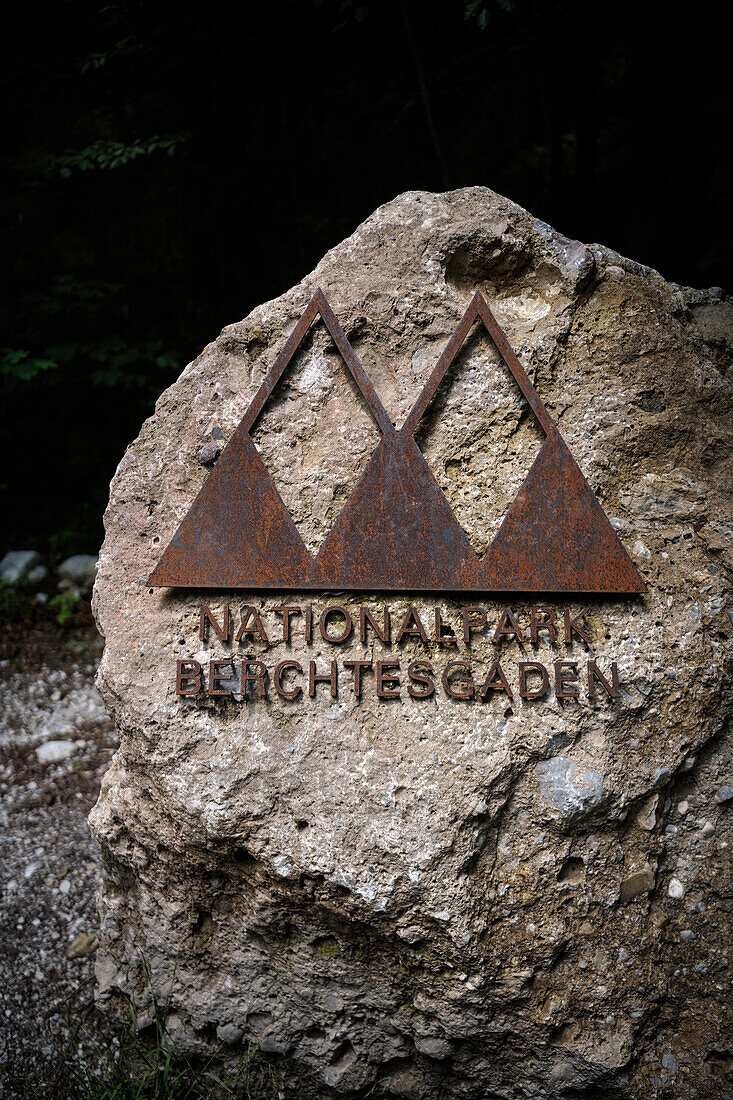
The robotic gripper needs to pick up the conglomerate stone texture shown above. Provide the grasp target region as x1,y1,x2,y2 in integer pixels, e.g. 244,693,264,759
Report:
91,188,733,1099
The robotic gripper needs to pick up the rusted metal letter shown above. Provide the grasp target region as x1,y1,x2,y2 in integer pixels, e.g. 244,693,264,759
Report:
273,606,302,643
493,607,526,645
235,606,269,644
199,605,230,643
376,659,401,699
442,660,474,699
519,661,549,699
463,606,487,646
435,607,458,647
319,605,353,644
407,660,435,699
554,660,579,699
309,659,337,698
242,660,268,699
479,660,513,699
176,659,202,696
587,660,620,699
563,608,591,646
274,660,303,699
344,659,373,699
359,607,391,645
395,608,429,645
530,607,557,646
208,659,236,697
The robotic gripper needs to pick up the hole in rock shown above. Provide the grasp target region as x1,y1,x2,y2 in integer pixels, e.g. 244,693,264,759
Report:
304,1026,327,1040
250,319,381,555
705,1049,733,1076
414,324,544,556
330,1039,356,1069
549,1021,580,1046
296,820,309,831
313,935,342,958
445,240,531,294
191,910,214,936
557,856,585,884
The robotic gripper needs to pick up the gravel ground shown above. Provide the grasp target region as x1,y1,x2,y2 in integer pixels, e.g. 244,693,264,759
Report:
0,607,118,1097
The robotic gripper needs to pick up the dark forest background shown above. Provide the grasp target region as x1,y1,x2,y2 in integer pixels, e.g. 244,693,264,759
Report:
1,0,729,559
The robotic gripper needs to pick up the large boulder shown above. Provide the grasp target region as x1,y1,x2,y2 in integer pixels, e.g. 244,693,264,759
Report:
91,188,733,1098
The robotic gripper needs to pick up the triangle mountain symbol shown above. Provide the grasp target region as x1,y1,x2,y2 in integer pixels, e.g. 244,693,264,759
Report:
148,289,646,595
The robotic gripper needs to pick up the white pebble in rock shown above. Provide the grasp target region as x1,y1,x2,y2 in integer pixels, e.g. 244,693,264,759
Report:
668,878,685,899
701,821,715,837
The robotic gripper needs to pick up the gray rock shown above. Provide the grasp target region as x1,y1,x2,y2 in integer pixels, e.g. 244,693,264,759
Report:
414,1036,453,1060
715,786,733,804
661,1053,677,1072
26,564,49,585
620,867,655,901
197,441,221,465
35,740,77,764
0,550,41,584
57,554,98,587
537,758,604,820
216,1023,243,1044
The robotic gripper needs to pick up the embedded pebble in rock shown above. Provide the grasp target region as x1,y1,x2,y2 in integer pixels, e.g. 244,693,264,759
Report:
91,187,733,1099
196,441,221,465
668,877,686,899
216,1023,244,1045
620,868,655,902
536,757,604,821
715,785,733,804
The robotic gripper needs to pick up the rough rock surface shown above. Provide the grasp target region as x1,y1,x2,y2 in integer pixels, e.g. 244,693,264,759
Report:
91,188,733,1098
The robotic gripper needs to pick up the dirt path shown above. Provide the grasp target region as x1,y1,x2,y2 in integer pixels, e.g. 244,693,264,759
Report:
0,607,118,1097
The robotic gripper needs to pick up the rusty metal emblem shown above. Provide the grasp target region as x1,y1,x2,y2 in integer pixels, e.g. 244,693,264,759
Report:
148,290,646,594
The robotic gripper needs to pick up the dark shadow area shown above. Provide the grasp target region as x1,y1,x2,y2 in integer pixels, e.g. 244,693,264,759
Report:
1,0,729,555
